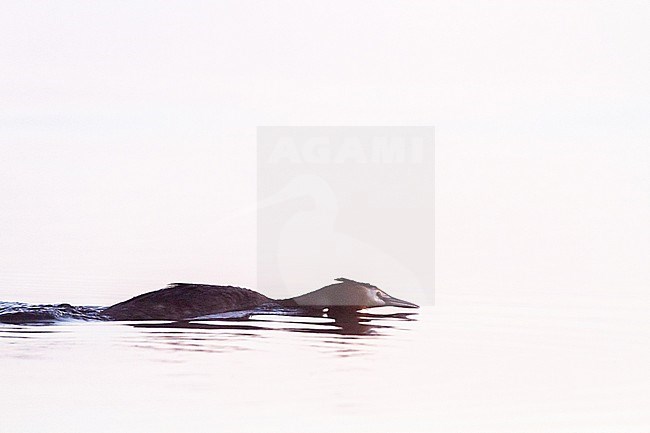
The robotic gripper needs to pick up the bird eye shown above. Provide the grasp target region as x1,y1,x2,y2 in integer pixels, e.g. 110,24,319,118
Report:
376,291,383,297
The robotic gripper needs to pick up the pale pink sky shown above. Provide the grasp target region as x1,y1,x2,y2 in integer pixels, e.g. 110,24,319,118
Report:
1,1,649,305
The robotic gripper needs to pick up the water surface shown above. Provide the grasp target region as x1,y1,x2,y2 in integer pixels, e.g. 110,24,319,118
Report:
1,289,648,433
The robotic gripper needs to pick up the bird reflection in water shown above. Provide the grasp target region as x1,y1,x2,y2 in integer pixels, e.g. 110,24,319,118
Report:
127,308,418,356
131,308,418,336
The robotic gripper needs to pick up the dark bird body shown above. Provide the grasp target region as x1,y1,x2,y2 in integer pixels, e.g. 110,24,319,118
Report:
101,283,278,321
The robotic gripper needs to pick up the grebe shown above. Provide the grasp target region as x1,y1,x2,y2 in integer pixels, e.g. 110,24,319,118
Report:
101,277,418,321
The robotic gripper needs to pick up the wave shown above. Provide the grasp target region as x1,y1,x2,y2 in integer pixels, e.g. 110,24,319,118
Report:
0,301,106,324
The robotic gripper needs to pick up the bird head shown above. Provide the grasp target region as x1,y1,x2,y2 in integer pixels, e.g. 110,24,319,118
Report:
290,278,419,309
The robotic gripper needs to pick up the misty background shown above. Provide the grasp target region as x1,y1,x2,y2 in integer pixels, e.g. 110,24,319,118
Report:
1,1,649,305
